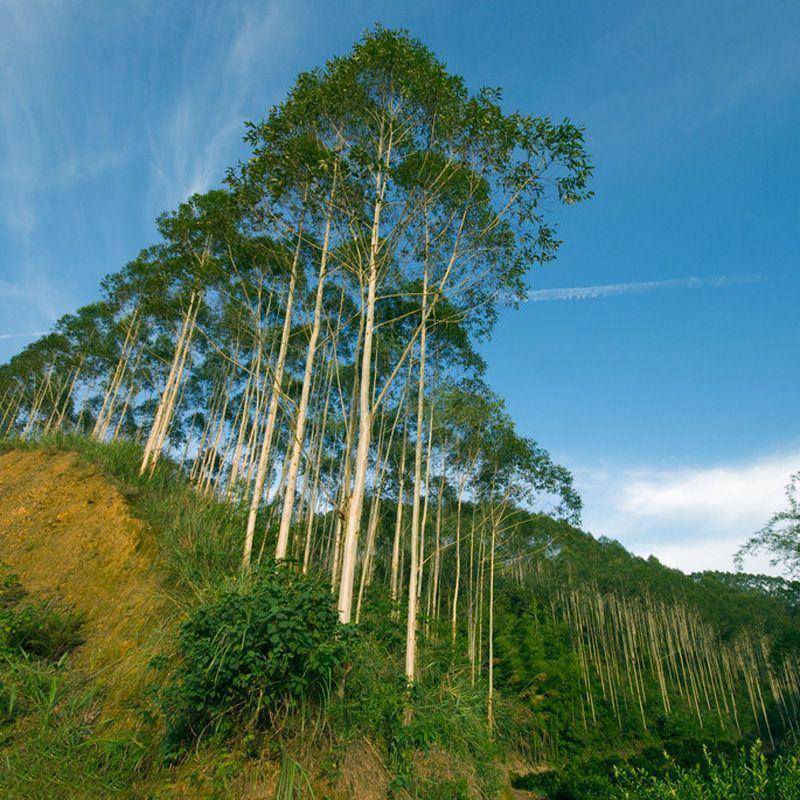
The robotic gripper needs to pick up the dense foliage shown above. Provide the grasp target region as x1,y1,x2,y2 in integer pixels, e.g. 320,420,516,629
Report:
160,564,348,753
516,743,800,800
613,744,800,800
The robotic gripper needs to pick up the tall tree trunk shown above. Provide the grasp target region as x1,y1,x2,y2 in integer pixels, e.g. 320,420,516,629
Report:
488,516,497,729
243,226,303,568
390,399,410,603
337,123,392,623
140,292,198,474
451,474,465,642
302,359,332,573
404,258,427,689
276,178,336,559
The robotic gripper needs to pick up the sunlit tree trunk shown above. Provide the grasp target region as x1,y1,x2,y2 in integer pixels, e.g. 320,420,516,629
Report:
451,473,465,642
488,514,497,729
243,226,303,568
276,177,336,559
140,291,199,474
338,125,392,624
390,400,410,603
404,257,427,690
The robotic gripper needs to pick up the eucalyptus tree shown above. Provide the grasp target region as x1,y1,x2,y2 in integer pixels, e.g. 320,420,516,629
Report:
738,473,800,577
304,28,593,626
98,190,242,473
0,332,70,435
0,33,595,713
241,72,356,563
0,298,122,436
468,408,581,726
438,381,501,641
232,75,350,567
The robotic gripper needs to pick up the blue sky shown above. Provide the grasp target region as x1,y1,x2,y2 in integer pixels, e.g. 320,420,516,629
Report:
2,0,798,573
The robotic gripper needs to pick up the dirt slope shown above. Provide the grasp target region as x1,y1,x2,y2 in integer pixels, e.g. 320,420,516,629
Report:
0,448,163,710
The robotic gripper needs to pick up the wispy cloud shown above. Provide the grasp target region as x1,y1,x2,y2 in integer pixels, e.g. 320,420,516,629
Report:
575,448,800,575
146,0,299,212
0,278,62,320
529,274,766,302
0,331,47,341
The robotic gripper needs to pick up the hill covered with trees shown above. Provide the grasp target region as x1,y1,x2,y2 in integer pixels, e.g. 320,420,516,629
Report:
1,26,799,800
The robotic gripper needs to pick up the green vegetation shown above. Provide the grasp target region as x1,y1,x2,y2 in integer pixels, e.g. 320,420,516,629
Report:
160,563,348,756
514,743,800,799
739,472,800,578
0,565,143,798
613,744,800,800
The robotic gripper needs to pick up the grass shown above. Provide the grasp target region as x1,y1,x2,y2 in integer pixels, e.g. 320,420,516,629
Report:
8,434,796,799
0,562,149,799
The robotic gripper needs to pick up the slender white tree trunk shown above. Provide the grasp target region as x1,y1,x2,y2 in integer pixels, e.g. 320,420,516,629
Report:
337,162,386,623
404,261,427,686
276,185,335,559
243,229,303,568
451,474,465,642
390,405,410,603
488,516,497,729
140,293,197,474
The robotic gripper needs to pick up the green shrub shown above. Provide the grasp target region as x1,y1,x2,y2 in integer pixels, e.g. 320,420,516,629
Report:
0,570,84,662
421,777,472,799
0,567,26,609
160,563,349,754
2,602,85,661
515,764,616,800
611,743,800,799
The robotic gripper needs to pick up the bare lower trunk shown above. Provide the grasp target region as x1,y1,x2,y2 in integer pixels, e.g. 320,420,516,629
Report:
140,293,198,474
488,518,497,729
243,229,303,568
390,404,410,603
302,367,331,573
451,475,465,642
336,273,375,622
276,187,335,559
404,261,427,689
337,124,391,623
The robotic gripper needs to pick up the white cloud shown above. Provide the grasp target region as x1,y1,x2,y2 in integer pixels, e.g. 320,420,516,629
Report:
575,449,800,575
0,277,66,339
0,331,47,340
529,274,765,302
145,0,298,212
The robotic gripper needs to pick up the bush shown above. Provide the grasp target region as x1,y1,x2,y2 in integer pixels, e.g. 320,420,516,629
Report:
0,567,26,609
0,569,84,662
612,743,800,799
421,777,472,799
160,563,349,753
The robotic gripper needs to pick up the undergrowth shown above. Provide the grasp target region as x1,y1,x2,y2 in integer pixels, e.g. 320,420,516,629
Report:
0,566,150,799
159,562,349,759
612,743,800,799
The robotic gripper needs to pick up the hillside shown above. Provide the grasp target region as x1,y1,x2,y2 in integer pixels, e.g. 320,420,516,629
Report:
0,449,161,692
2,440,799,799
0,442,504,798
